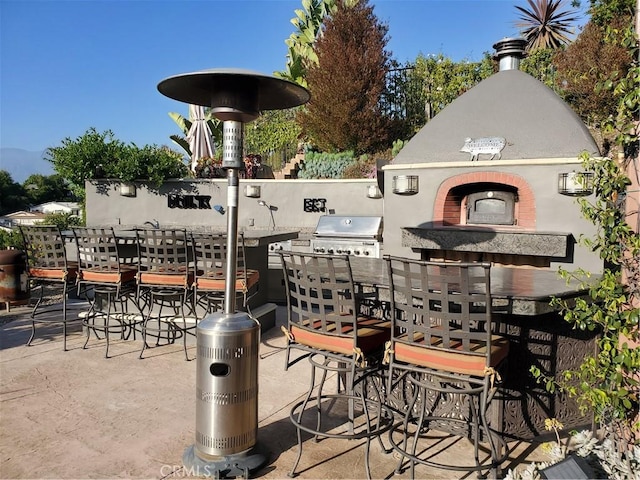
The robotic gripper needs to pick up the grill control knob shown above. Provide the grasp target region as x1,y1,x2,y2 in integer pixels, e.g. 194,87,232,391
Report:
346,249,352,255
328,248,334,254
336,248,343,254
354,250,360,255
364,251,370,256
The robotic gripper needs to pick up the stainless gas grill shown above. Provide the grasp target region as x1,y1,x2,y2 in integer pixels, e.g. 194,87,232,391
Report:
310,215,383,258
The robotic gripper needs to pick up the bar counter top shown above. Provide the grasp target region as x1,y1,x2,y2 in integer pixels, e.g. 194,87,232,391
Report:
349,256,594,316
98,226,299,247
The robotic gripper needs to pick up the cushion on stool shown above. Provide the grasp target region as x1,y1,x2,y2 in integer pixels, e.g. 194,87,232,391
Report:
291,315,391,356
394,332,509,376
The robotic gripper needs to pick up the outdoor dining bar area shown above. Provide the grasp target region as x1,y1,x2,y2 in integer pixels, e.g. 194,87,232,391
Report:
0,39,610,479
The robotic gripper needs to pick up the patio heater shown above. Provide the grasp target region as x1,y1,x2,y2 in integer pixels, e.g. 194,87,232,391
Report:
157,69,309,478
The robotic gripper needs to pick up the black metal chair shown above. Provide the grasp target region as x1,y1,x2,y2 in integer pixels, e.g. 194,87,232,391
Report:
279,251,394,480
383,255,510,479
191,232,259,317
18,224,80,351
72,227,141,358
135,228,196,360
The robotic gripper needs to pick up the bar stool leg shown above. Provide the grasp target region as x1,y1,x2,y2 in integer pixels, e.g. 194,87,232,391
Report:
288,360,317,478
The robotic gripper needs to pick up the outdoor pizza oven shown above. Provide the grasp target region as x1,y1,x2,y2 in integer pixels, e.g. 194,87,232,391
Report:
381,37,602,273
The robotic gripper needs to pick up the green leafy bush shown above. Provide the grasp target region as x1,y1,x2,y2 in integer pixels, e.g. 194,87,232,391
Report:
343,154,378,179
0,229,24,250
392,139,406,158
47,128,189,200
297,151,356,179
42,212,83,230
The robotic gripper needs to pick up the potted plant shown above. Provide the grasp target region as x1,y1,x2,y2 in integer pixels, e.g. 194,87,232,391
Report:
0,227,29,309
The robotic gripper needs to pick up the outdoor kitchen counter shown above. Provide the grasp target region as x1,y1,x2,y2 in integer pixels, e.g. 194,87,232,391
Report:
349,256,599,440
349,256,592,316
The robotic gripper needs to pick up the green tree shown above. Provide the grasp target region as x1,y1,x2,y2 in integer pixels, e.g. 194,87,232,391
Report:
0,229,23,250
413,53,494,123
23,174,74,206
515,0,581,50
0,170,28,215
41,211,83,230
46,128,189,201
244,109,303,169
553,15,634,131
46,128,126,200
588,0,636,25
108,144,187,186
276,0,358,87
298,0,392,154
520,47,560,90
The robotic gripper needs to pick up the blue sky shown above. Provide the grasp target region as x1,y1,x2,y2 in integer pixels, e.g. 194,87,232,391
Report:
0,0,588,154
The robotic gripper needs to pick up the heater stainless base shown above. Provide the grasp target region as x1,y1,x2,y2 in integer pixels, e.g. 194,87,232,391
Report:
183,444,266,479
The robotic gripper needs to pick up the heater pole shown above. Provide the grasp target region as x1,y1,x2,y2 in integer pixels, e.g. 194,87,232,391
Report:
222,120,243,314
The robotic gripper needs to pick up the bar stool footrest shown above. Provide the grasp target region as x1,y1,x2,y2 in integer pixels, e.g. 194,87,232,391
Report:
388,416,509,475
290,394,394,441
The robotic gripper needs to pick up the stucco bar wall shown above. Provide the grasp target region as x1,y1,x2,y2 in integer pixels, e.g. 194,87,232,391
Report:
86,178,383,235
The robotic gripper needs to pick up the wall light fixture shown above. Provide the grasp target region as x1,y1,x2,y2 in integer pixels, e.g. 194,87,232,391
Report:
558,172,594,196
392,175,419,195
119,183,136,197
366,185,383,199
244,185,261,198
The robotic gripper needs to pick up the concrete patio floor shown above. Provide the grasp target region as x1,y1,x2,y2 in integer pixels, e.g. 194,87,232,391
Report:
0,300,552,479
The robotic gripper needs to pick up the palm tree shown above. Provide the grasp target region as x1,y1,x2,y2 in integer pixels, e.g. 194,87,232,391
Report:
276,0,359,87
515,0,580,50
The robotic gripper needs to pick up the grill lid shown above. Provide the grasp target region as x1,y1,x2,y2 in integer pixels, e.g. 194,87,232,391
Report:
314,215,383,239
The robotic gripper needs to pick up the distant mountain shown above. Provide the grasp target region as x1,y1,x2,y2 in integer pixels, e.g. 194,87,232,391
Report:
0,148,53,183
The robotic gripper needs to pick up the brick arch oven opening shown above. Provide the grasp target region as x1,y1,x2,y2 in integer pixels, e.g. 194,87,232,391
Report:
429,172,545,266
434,172,536,228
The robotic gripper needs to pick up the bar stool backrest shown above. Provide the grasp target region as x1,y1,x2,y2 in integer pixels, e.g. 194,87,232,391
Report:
19,225,74,281
191,232,259,309
191,233,227,279
136,229,192,288
385,255,496,375
280,252,361,354
73,227,119,272
72,227,136,288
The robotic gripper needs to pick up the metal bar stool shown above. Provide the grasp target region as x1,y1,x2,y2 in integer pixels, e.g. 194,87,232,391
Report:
18,225,80,351
72,226,141,358
191,232,259,318
279,251,394,479
136,228,196,361
383,255,510,479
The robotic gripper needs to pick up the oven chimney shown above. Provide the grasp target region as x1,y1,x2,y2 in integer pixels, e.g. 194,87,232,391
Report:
493,37,527,71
